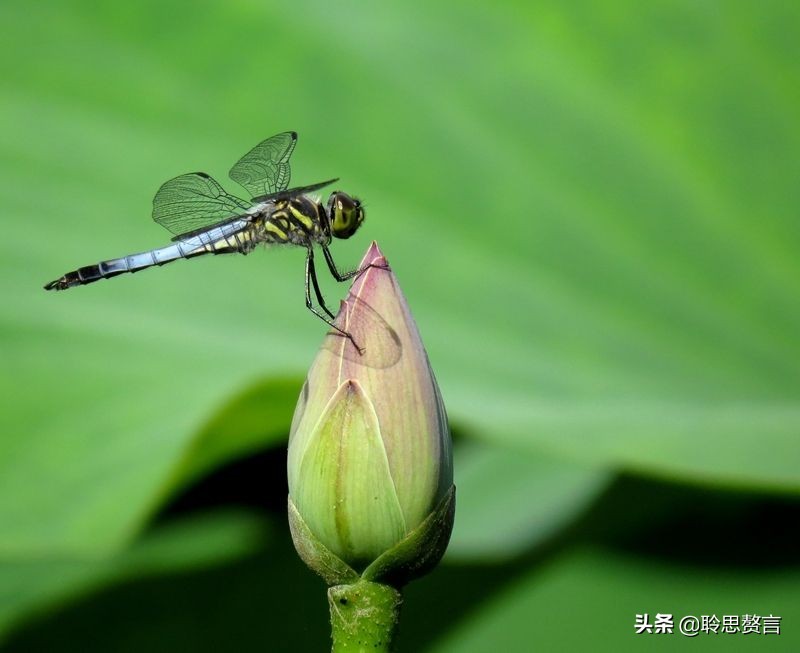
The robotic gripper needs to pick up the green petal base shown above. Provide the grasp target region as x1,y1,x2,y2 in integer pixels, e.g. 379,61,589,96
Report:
288,485,456,587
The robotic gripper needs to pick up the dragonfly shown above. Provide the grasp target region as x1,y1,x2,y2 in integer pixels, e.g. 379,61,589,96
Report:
44,131,372,345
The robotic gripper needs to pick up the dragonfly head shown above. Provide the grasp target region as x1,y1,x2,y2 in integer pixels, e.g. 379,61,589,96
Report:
327,192,365,239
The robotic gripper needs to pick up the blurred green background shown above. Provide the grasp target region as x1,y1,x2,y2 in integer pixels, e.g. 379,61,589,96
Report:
1,0,799,650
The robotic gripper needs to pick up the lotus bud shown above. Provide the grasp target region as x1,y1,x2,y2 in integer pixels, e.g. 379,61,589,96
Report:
287,242,454,587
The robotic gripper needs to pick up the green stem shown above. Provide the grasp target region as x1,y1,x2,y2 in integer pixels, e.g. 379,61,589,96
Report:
328,580,402,652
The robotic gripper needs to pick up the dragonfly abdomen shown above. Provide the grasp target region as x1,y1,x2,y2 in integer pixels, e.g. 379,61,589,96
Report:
44,223,256,291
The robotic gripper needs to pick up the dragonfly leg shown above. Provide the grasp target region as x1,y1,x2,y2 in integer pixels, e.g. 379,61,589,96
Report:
321,244,388,283
306,248,335,319
305,248,363,353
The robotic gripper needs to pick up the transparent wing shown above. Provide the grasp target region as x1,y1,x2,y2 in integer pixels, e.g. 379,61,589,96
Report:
229,131,297,198
251,178,339,203
152,172,251,239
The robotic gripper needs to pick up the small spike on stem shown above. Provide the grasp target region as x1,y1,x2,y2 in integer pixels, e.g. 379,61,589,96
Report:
328,580,402,653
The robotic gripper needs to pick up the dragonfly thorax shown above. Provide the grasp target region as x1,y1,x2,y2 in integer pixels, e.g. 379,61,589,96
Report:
255,195,330,246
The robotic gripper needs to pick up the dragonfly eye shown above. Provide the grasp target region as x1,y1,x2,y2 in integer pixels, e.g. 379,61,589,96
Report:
329,192,365,239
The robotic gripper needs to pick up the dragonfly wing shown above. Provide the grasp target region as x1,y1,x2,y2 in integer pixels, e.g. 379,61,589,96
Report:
229,131,297,199
153,172,251,241
251,178,339,203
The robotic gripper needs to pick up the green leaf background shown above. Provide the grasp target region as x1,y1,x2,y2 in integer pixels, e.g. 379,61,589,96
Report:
1,0,798,650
